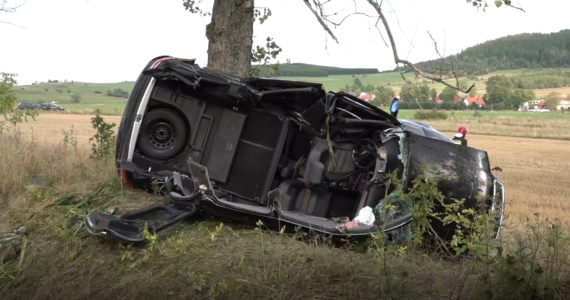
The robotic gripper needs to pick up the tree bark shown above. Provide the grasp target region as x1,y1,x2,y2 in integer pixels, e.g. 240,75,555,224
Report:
206,0,254,78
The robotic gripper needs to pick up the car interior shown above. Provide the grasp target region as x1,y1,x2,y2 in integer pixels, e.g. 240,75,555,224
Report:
130,77,405,222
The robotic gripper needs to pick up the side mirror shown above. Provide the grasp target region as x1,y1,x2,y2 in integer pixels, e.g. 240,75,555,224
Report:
390,98,400,118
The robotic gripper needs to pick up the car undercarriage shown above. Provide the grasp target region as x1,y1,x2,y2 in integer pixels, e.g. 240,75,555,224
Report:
84,56,506,245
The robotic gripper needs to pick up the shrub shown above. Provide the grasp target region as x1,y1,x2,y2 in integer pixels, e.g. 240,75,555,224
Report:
414,109,448,120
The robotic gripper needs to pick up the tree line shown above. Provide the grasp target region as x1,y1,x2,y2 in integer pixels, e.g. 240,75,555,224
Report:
484,75,539,109
256,63,379,77
400,29,570,76
496,71,570,89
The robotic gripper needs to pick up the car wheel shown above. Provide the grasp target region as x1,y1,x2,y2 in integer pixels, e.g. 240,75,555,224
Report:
137,108,189,161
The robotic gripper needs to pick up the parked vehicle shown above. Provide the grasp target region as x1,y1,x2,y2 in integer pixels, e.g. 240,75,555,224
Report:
17,102,41,110
84,56,505,244
40,103,65,111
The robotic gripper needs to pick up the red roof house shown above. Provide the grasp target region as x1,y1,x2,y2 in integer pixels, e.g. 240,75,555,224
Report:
455,97,486,106
358,93,375,102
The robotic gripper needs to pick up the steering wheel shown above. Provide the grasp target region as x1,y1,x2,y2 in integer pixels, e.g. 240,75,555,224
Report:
352,138,379,169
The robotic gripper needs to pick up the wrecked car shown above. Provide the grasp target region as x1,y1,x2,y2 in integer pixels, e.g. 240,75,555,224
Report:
84,56,505,244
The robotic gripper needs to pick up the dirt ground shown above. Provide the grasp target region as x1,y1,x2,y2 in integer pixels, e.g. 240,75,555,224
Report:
13,114,570,230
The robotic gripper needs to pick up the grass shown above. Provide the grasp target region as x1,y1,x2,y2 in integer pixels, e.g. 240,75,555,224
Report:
1,113,570,299
11,68,570,115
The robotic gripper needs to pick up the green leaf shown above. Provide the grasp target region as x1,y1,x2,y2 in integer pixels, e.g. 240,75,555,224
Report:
494,1,503,7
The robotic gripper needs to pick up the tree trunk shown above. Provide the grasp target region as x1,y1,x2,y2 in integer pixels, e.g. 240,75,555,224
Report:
206,0,254,78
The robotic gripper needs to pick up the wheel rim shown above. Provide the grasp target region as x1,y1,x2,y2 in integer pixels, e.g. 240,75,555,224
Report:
146,121,176,149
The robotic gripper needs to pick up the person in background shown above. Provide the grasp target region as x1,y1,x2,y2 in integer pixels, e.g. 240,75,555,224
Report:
390,94,400,118
452,126,469,146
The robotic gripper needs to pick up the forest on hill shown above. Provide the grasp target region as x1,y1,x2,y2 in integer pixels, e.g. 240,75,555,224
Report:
403,29,570,76
254,63,379,77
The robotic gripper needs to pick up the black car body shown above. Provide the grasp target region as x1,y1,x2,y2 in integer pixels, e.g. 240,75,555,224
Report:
85,56,506,244
17,102,41,110
40,103,65,111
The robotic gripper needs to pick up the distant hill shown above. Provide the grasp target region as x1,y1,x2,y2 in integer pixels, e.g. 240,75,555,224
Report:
400,29,570,76
255,63,379,77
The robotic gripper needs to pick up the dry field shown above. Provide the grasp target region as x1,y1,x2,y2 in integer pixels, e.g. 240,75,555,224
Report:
430,116,570,140
10,113,570,231
533,87,570,97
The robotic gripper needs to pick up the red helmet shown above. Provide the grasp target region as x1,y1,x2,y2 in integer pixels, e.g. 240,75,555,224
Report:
458,126,469,136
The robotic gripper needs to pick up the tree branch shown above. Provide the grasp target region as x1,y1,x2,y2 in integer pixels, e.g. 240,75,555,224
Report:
0,0,25,13
303,0,339,43
426,31,474,93
365,0,473,93
0,0,26,28
305,0,477,93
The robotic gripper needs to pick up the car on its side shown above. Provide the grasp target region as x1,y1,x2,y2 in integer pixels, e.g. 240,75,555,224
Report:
84,56,505,245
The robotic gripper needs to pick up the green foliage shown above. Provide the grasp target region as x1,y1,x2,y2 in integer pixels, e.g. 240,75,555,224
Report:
486,75,536,109
256,63,379,77
429,88,437,101
0,73,38,127
62,126,78,152
466,0,513,10
249,7,284,76
506,71,570,89
371,86,395,106
353,77,363,89
251,37,282,76
374,165,501,258
439,86,458,103
70,93,81,104
181,0,210,16
544,92,562,109
413,109,448,120
106,88,129,98
88,109,116,159
400,82,431,103
406,29,570,76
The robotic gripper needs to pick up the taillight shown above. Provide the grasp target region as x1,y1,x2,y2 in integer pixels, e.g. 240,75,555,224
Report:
149,57,173,69
121,168,135,189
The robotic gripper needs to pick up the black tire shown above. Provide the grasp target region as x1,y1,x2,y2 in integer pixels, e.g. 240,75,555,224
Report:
137,108,189,161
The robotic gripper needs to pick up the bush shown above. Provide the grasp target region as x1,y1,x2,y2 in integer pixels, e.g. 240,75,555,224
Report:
414,109,448,120
106,88,129,98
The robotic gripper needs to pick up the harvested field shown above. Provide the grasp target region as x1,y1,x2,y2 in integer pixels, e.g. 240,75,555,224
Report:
430,115,570,140
533,87,570,97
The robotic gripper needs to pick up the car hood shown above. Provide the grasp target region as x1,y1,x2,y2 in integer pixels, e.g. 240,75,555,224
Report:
398,119,454,143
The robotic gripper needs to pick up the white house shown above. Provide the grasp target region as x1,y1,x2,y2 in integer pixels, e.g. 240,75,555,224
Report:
556,100,570,111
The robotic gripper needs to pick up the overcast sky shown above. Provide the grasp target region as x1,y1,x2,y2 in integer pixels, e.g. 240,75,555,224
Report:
1,0,567,85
